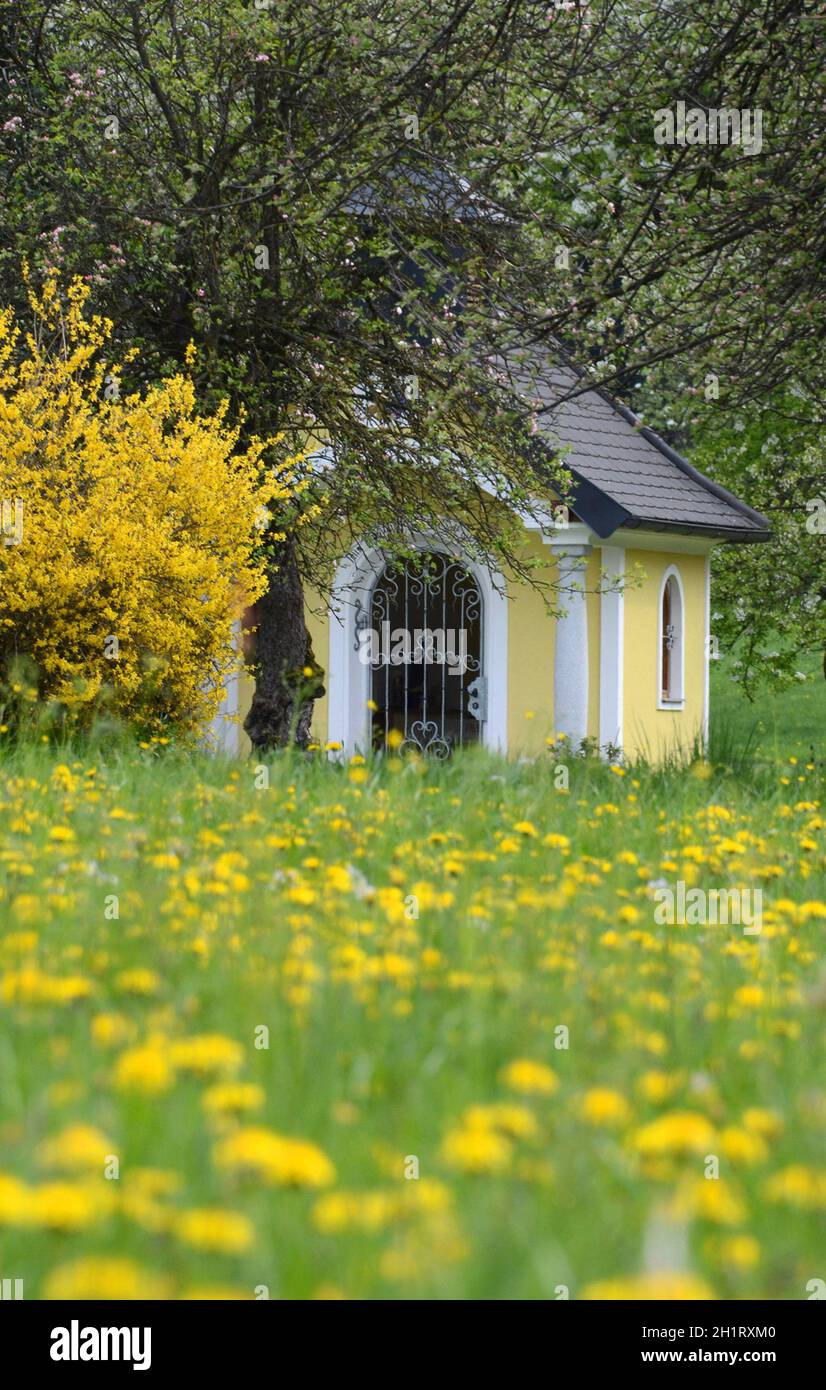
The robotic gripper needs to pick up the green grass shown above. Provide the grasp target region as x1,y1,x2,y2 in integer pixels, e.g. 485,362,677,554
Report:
0,738,823,1300
710,649,826,764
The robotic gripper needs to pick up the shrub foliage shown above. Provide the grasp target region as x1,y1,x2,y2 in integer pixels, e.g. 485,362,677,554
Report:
0,270,301,736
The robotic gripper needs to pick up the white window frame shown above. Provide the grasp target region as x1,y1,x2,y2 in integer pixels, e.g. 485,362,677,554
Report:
657,564,685,710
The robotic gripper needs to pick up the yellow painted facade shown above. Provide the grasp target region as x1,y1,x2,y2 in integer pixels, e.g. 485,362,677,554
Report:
622,548,707,761
234,532,709,763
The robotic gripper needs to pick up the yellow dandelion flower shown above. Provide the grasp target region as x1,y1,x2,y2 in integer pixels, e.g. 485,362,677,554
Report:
580,1088,631,1127
115,967,161,996
717,1234,761,1270
670,1175,747,1226
313,1190,396,1234
43,1257,172,1301
127,1169,183,1199
638,1070,683,1104
632,1111,716,1157
441,1126,512,1174
203,1082,265,1116
149,852,180,869
91,1012,133,1048
763,1165,826,1211
741,1108,783,1139
25,1181,109,1232
583,1272,714,1300
179,1285,251,1300
462,1103,539,1139
719,1126,768,1166
734,985,765,1009
542,832,570,850
173,1208,255,1254
10,894,40,924
213,1127,336,1188
114,1044,174,1096
287,884,317,906
0,1173,30,1225
37,1124,113,1174
168,1034,243,1077
501,1058,559,1096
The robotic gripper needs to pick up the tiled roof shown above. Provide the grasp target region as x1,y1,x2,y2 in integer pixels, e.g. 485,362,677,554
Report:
511,355,771,543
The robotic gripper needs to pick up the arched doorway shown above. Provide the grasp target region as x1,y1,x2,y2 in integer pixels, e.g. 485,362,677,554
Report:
328,535,508,756
361,550,485,756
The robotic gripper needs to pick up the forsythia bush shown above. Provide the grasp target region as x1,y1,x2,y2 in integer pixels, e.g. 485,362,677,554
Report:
0,269,303,736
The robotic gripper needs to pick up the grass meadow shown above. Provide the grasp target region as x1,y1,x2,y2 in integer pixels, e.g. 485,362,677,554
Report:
0,685,824,1300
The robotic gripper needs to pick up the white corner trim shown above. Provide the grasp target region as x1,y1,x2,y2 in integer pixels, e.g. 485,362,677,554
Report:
205,620,241,756
326,534,508,755
656,563,686,711
543,521,595,553
550,545,590,745
327,540,378,754
599,545,624,753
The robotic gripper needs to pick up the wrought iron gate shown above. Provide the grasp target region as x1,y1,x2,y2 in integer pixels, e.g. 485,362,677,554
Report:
357,551,484,756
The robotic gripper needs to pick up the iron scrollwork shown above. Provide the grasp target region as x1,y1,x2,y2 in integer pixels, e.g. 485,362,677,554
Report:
399,720,453,759
369,550,484,757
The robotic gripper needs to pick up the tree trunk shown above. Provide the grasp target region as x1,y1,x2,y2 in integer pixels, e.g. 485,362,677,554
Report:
244,535,324,750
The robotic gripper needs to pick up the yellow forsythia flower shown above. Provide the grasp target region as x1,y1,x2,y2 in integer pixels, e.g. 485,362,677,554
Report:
0,269,307,736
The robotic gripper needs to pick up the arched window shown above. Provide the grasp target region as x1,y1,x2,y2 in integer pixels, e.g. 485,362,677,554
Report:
659,567,684,707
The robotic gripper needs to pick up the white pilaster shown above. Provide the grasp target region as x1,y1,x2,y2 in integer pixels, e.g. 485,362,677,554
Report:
599,545,625,755
549,529,592,745
206,619,241,756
